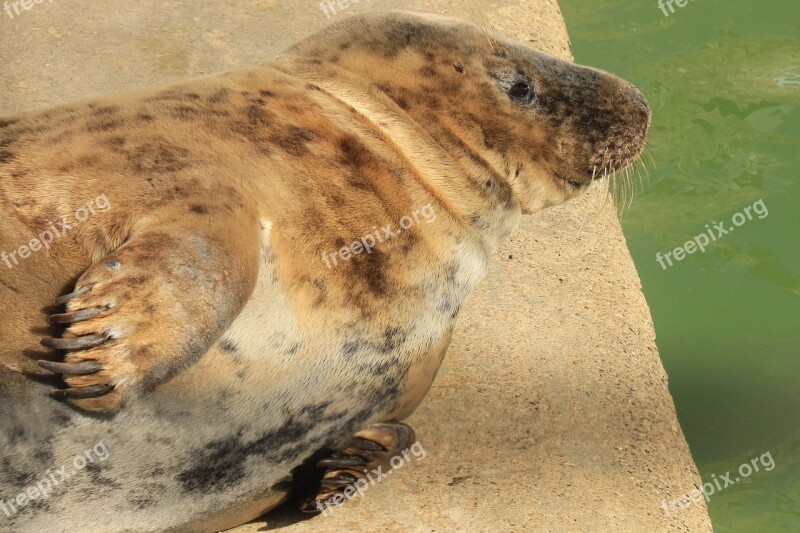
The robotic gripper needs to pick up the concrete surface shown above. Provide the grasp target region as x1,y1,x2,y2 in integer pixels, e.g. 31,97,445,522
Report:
0,0,712,531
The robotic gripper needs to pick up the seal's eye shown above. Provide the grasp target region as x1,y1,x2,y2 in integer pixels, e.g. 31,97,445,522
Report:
507,81,534,104
508,82,530,99
499,73,534,104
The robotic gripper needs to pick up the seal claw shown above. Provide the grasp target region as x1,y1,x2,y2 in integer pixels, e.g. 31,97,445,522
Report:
320,474,358,487
343,436,386,452
50,384,115,400
38,360,102,375
41,334,107,351
301,422,417,513
50,307,104,324
317,455,368,468
55,286,92,306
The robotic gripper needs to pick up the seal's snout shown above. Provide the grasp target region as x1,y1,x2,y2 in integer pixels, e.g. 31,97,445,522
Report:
628,84,652,120
628,84,652,132
573,75,652,185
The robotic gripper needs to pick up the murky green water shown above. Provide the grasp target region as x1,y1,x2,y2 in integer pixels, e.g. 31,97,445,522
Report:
560,1,799,530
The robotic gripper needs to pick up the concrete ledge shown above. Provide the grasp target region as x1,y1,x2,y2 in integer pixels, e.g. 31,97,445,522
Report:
0,0,712,530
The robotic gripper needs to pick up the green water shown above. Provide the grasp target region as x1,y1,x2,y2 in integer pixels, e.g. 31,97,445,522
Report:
560,1,800,530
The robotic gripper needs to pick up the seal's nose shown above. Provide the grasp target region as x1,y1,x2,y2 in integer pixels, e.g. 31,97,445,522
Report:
628,84,651,122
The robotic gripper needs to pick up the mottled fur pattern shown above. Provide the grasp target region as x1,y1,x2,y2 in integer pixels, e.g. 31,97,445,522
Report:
0,12,649,532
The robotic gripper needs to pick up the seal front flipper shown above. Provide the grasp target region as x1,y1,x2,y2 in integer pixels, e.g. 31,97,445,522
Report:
37,202,261,413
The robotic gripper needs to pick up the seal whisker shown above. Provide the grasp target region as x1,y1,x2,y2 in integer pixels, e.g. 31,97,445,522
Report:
643,147,657,168
573,176,612,261
626,168,633,212
584,171,607,228
634,155,646,197
623,159,632,212
615,168,627,217
626,166,635,211
569,165,602,253
464,0,496,51
607,168,621,215
584,165,605,233
631,149,643,206
623,148,635,211
573,189,594,245
608,165,620,215
637,158,649,190
599,173,612,217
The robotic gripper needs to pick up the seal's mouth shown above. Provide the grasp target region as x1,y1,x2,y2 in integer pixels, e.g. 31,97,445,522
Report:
557,147,646,191
558,150,647,195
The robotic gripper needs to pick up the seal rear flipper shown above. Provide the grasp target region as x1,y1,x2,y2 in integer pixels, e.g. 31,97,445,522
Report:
299,422,417,514
37,202,262,413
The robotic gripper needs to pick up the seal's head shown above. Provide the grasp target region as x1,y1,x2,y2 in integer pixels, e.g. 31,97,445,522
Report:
284,11,650,214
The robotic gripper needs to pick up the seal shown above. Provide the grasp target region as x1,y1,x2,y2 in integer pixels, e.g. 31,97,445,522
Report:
0,11,650,532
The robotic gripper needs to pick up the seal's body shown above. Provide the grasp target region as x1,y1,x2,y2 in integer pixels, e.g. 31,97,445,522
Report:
0,12,649,532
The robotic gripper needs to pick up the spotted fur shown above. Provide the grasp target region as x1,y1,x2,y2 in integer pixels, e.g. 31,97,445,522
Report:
0,12,649,532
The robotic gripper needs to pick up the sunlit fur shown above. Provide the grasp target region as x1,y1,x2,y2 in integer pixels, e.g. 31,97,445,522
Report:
0,12,649,531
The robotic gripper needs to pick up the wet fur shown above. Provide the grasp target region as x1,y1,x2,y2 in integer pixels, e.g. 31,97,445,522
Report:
0,12,649,532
